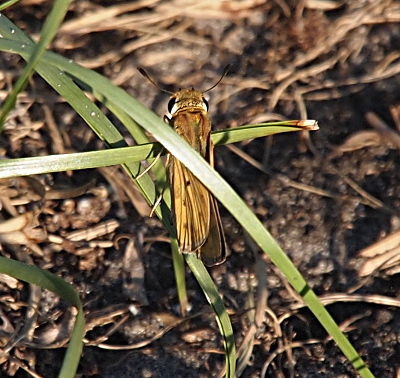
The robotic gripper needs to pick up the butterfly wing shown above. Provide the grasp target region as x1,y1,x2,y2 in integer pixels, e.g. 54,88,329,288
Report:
199,137,226,266
169,111,211,252
170,155,210,251
169,106,226,265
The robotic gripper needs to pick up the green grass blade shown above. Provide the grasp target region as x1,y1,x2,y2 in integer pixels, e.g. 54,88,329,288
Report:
0,0,20,11
186,255,236,378
171,239,189,316
0,120,315,178
0,144,159,178
211,121,318,145
0,0,72,129
0,256,84,378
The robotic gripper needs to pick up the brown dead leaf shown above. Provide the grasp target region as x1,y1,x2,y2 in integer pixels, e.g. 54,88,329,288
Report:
358,230,400,277
328,130,395,159
366,111,400,150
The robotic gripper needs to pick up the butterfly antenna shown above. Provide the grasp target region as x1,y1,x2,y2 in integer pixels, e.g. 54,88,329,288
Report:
204,64,231,93
137,67,174,95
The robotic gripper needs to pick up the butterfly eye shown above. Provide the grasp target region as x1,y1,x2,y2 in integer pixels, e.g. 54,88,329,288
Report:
168,98,177,114
202,98,209,111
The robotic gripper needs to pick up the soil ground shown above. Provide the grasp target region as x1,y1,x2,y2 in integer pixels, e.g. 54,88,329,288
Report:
1,1,400,377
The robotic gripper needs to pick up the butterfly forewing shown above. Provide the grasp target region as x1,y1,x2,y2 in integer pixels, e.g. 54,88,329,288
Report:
170,155,210,251
200,195,226,266
199,137,226,265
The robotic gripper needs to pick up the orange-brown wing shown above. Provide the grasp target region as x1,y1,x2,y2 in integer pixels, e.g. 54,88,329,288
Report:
198,138,226,265
170,155,211,252
169,110,211,252
200,194,226,266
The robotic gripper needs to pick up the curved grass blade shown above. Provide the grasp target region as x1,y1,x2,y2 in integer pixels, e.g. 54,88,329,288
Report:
185,255,236,378
0,0,20,11
0,256,85,378
0,0,72,129
171,239,189,316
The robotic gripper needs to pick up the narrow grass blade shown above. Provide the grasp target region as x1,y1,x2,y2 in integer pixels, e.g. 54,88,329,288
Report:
171,239,189,316
0,0,20,11
0,0,72,129
0,256,85,378
185,255,236,378
0,121,316,178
